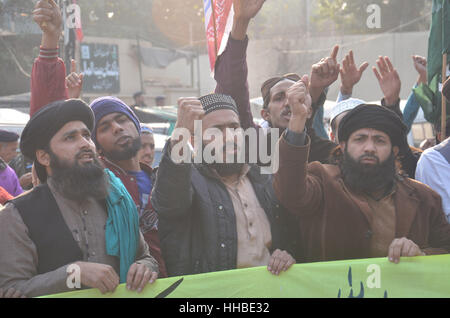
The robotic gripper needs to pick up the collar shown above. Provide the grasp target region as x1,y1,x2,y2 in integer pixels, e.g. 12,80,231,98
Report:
100,156,153,176
0,157,6,171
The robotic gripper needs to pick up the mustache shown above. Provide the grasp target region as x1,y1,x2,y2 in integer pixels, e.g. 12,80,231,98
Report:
75,149,96,160
281,106,292,116
358,154,379,163
115,135,132,144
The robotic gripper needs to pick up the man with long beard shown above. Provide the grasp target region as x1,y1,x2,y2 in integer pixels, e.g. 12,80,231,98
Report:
273,77,450,263
89,97,167,278
0,100,158,297
27,1,167,278
151,93,298,277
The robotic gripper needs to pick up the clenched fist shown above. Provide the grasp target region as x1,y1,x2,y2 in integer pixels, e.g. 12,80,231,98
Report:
33,0,62,38
287,75,312,134
174,97,205,134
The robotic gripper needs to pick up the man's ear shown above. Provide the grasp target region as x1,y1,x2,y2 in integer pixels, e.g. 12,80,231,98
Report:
393,146,399,157
339,141,346,151
36,149,50,168
261,108,271,122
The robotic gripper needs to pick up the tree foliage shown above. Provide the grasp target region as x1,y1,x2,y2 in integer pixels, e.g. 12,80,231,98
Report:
312,0,432,35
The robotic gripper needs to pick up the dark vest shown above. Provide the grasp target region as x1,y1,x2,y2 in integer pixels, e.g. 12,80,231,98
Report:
11,184,83,275
435,138,450,164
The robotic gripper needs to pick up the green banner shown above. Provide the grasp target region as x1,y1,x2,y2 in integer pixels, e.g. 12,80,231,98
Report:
427,0,450,84
41,255,450,298
415,0,450,124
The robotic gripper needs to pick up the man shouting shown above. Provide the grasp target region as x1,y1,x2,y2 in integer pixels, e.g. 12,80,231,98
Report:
0,100,158,297
273,76,450,263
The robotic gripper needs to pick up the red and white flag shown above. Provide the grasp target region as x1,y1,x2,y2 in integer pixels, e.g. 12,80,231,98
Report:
203,0,234,72
72,0,84,42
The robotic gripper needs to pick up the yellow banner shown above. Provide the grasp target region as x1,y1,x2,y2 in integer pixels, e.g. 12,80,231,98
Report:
41,255,450,298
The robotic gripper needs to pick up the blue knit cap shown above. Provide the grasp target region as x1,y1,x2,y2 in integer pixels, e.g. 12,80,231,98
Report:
89,96,141,144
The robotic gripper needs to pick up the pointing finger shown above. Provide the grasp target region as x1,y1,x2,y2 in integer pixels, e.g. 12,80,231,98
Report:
330,45,339,61
71,59,77,74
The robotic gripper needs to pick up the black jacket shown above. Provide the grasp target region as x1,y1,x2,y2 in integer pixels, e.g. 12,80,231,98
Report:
151,141,299,277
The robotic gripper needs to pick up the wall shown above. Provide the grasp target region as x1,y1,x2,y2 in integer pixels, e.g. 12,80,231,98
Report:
81,36,215,106
246,31,429,102
81,31,428,107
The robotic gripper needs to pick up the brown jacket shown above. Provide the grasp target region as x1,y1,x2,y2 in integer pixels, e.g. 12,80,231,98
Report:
273,135,450,263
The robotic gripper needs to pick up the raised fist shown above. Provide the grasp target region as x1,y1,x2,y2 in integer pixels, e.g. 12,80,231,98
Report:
33,0,62,38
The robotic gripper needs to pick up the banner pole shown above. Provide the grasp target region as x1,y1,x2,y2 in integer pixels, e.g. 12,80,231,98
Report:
211,0,219,58
442,53,448,139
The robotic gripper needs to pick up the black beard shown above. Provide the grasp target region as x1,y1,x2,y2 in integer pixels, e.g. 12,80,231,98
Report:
340,148,396,195
208,162,245,177
102,137,141,161
202,141,245,177
49,149,109,202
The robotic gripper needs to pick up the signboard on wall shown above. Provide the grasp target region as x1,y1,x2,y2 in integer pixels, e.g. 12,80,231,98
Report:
80,43,120,94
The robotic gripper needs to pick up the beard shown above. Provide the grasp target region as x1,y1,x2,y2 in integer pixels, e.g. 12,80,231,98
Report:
202,140,245,177
102,137,141,161
49,149,109,202
340,148,396,194
209,162,245,177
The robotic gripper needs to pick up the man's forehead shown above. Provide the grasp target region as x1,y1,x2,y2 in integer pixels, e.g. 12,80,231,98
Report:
270,79,296,96
98,112,125,125
203,109,240,126
350,128,390,138
55,120,90,135
141,133,154,141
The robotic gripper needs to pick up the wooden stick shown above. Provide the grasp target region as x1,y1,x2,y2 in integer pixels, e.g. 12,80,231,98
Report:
442,53,448,139
211,0,219,58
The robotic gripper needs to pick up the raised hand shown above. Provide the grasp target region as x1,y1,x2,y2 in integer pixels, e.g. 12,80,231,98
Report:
340,50,369,95
233,0,266,20
33,0,62,39
287,75,312,133
231,0,266,40
174,97,205,135
373,56,401,106
310,45,341,103
412,55,427,85
66,59,84,99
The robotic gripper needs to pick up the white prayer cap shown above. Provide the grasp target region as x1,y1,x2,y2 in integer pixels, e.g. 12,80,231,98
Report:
329,98,366,128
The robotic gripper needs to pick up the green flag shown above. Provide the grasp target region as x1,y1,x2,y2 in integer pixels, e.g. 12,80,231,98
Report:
414,0,450,124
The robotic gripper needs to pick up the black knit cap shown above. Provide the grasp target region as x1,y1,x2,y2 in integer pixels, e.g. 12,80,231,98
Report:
261,73,301,109
20,99,95,182
198,93,239,115
338,104,408,150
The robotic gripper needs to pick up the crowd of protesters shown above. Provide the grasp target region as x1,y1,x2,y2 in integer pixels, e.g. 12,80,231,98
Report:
0,0,449,298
